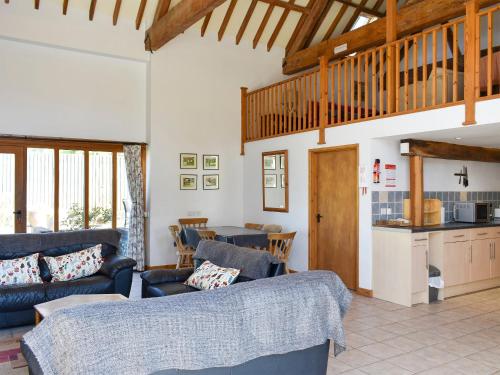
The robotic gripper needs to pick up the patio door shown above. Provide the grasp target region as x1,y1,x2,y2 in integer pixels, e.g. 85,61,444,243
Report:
0,146,25,233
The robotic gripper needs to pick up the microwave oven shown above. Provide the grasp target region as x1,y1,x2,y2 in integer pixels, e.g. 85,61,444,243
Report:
453,202,493,223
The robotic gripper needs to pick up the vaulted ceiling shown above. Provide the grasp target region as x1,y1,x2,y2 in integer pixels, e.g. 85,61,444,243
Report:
4,0,388,53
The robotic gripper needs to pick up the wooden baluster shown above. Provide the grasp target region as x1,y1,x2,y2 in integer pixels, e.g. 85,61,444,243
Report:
475,10,481,99
432,29,437,106
293,79,297,132
344,62,348,123
413,36,418,110
463,0,478,125
404,39,409,111
314,72,318,128
357,55,361,120
337,64,341,124
453,23,458,102
364,54,369,118
442,26,448,104
241,87,247,155
303,77,307,130
272,86,276,136
423,33,428,108
331,64,335,125
309,74,312,129
372,50,377,116
319,56,328,144
379,49,384,115
350,59,355,121
396,42,401,112
487,11,492,97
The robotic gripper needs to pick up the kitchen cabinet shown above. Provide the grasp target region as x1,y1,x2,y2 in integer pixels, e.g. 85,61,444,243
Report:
492,238,500,278
412,244,429,294
443,241,469,286
470,239,492,282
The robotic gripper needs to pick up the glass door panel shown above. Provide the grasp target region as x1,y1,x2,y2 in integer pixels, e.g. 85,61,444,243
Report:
0,146,25,233
59,150,85,231
27,148,55,233
89,151,113,229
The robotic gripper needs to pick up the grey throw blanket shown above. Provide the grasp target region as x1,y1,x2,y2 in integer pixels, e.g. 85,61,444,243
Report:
22,271,351,375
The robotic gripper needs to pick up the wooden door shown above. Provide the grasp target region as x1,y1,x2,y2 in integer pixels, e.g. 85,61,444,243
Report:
470,239,491,282
492,238,500,278
443,241,469,286
411,244,428,293
0,146,25,233
310,145,358,289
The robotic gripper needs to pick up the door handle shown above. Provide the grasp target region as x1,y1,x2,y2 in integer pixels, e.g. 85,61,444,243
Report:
13,210,21,215
425,250,429,270
316,213,323,223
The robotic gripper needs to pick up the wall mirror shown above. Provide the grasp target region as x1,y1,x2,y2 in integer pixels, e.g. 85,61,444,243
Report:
262,150,288,212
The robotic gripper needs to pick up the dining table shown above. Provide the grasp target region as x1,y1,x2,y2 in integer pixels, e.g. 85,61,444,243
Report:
183,226,269,249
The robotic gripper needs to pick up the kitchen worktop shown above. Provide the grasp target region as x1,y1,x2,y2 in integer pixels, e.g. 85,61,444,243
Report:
373,220,500,233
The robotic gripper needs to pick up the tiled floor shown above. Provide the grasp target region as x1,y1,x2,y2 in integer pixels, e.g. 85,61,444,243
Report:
2,275,500,374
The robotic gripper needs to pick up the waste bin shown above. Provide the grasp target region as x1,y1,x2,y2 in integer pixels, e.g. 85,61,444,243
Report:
428,265,441,303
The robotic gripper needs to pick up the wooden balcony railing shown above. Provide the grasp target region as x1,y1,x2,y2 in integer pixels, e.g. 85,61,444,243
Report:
240,3,499,154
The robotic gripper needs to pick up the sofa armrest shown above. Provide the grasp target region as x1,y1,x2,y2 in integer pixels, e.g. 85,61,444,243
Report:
140,268,194,285
99,255,137,279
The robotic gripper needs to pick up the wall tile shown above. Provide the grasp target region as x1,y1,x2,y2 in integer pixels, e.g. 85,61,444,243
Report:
372,191,379,203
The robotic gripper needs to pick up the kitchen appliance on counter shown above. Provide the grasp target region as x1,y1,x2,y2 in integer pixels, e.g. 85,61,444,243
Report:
453,202,493,223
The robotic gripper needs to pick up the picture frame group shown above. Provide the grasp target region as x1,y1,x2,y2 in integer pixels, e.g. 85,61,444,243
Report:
179,153,220,190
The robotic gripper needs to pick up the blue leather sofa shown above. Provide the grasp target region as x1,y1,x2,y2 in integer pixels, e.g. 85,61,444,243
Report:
0,229,136,328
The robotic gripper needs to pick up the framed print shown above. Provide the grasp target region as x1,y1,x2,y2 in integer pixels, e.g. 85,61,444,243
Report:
180,175,197,190
280,155,285,169
263,155,276,170
203,174,219,190
264,174,277,188
203,155,219,170
281,174,285,188
180,153,197,169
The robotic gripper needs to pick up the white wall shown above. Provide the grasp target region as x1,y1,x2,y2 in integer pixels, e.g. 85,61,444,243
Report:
243,99,500,289
148,31,285,266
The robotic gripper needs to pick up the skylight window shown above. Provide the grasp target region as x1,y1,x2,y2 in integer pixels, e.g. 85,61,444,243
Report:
351,14,378,31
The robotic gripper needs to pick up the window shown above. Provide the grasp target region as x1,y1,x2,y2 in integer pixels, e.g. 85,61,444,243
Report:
350,14,378,31
0,137,144,234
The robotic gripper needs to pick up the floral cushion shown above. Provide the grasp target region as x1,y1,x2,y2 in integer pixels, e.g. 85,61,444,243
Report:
44,245,104,282
185,260,240,290
0,253,43,286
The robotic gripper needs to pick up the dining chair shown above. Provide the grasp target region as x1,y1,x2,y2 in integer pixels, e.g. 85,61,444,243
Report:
198,230,217,241
178,218,208,230
169,225,195,269
268,232,296,274
244,223,263,230
262,224,283,233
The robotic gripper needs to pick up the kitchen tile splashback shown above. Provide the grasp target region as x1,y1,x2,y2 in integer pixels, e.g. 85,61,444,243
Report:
372,191,500,224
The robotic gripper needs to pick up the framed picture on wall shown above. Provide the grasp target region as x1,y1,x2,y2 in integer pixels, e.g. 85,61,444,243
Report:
180,175,197,190
280,155,285,169
203,155,219,170
180,153,197,169
263,155,276,170
281,174,285,188
203,174,219,190
264,174,277,188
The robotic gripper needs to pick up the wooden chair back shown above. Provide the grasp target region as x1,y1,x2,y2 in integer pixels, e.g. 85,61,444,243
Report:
198,230,216,241
178,218,208,230
169,224,194,268
244,223,263,230
268,232,296,273
262,224,283,233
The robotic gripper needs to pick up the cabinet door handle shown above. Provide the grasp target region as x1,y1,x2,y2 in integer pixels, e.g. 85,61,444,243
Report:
414,238,427,242
477,232,488,236
470,246,473,263
453,235,465,238
425,250,429,270
490,243,493,260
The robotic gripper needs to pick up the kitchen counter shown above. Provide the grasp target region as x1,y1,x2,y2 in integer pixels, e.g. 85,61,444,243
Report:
373,220,500,233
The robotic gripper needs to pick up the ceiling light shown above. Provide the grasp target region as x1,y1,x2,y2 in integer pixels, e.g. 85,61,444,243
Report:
455,137,462,140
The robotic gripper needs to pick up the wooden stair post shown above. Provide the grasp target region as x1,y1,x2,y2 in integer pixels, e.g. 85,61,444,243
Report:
386,0,397,115
410,155,424,226
240,87,248,155
463,0,479,125
318,55,328,145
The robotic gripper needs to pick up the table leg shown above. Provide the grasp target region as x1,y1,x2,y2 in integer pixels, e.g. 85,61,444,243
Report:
35,311,41,325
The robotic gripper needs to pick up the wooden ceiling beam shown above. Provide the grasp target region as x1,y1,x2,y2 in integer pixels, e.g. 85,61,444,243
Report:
146,0,226,51
322,3,347,41
154,0,171,23
283,0,497,74
342,0,370,34
258,0,308,13
253,4,274,49
236,0,258,45
304,0,334,48
135,0,147,30
63,0,69,15
401,139,500,163
89,0,97,21
113,0,122,25
218,0,237,41
201,12,212,37
334,0,384,18
267,0,295,51
286,0,330,56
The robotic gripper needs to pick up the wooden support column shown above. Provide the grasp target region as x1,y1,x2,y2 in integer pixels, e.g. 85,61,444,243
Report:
463,0,479,125
240,87,248,156
409,155,424,226
318,56,328,145
386,0,397,114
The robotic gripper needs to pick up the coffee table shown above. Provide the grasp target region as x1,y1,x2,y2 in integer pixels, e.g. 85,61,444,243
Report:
34,294,127,324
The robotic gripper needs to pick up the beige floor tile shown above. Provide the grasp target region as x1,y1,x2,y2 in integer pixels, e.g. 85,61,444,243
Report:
344,333,376,349
339,370,366,375
355,327,398,342
432,339,481,357
379,323,419,336
455,334,499,351
412,346,459,366
466,351,500,369
381,336,425,353
445,357,498,375
336,349,379,368
416,365,460,375
403,331,447,346
357,342,405,360
327,358,354,374
358,360,413,375
386,352,437,373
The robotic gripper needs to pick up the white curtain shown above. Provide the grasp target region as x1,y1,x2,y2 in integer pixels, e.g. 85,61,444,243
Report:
123,145,145,271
